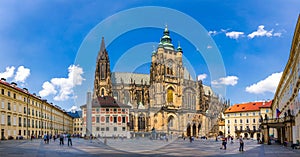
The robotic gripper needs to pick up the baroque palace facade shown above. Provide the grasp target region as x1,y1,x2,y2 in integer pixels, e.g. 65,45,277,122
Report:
89,27,227,137
261,15,300,145
0,78,73,140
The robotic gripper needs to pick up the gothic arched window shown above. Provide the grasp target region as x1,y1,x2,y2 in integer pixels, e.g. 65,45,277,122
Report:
101,88,105,96
101,64,105,79
167,88,173,103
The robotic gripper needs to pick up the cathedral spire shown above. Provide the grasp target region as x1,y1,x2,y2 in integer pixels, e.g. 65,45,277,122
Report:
93,37,112,98
100,36,106,53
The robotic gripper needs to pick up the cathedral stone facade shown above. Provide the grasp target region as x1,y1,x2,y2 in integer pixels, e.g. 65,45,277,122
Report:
93,27,226,137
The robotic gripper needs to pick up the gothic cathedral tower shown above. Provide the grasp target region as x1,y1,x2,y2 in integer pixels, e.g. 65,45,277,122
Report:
93,37,112,98
150,26,184,109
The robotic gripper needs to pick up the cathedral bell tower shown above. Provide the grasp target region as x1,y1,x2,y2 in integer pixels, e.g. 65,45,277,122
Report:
149,26,184,109
93,37,112,98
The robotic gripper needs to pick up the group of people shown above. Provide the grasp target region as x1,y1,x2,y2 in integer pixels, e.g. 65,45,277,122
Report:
219,135,244,151
42,133,73,146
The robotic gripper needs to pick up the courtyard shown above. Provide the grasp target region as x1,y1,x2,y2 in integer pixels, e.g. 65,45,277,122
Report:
0,137,299,157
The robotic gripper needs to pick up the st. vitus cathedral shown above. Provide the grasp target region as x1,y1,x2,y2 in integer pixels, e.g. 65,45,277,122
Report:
93,26,228,137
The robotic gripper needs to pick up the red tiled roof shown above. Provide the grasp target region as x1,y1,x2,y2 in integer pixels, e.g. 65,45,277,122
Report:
225,100,272,113
81,96,131,108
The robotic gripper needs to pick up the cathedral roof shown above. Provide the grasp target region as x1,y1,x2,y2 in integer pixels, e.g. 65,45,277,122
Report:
81,96,131,108
111,72,150,85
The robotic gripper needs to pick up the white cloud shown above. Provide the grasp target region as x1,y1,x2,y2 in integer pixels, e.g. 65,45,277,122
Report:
273,32,282,37
68,105,80,112
225,31,244,39
39,81,57,97
248,25,273,39
212,76,238,86
14,66,30,83
208,30,217,36
245,72,282,94
39,65,85,101
0,66,15,79
197,74,207,81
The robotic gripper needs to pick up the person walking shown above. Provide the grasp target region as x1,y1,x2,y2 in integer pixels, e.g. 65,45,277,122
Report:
239,136,244,151
67,133,72,146
43,134,47,144
59,133,64,145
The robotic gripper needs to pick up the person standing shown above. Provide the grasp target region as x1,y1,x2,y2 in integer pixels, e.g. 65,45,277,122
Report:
67,133,72,146
239,136,244,151
59,133,64,145
43,134,47,144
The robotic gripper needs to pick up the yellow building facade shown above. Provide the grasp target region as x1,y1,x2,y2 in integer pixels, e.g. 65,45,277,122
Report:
267,15,300,144
0,78,73,140
224,101,272,140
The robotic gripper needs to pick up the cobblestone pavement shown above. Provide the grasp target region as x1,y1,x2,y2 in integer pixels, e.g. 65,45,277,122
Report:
0,138,299,157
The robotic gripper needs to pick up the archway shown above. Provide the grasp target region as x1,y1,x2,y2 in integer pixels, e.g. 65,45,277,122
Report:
138,114,145,131
192,124,197,137
129,114,134,131
167,115,174,134
198,123,201,135
186,124,191,137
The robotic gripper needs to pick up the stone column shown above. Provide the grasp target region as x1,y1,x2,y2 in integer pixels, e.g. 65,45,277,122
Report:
86,91,92,136
263,126,269,144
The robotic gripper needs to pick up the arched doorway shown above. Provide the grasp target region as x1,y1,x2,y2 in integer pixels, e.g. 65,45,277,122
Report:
129,114,134,131
186,124,191,137
192,124,196,137
198,123,201,135
138,114,145,131
167,116,174,134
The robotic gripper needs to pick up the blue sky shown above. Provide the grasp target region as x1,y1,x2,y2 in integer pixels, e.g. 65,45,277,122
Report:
0,0,299,111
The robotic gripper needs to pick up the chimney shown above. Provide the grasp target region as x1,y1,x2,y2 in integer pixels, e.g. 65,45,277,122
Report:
11,82,17,87
23,88,28,93
1,78,6,81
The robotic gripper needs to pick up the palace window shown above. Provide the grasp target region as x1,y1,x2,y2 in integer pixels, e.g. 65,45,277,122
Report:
7,91,10,97
240,119,243,123
7,102,11,110
106,116,109,123
246,119,249,123
96,127,100,131
113,116,117,123
18,117,22,127
235,119,237,123
96,117,100,123
1,101,4,109
106,127,109,131
122,116,126,123
1,89,4,95
253,119,256,123
7,115,11,126
114,127,117,131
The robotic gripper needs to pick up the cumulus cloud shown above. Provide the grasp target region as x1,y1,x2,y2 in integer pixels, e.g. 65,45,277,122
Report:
14,66,30,83
225,31,244,39
39,81,57,97
39,65,85,101
212,76,238,86
0,66,15,79
248,25,273,39
197,74,207,81
245,72,282,94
